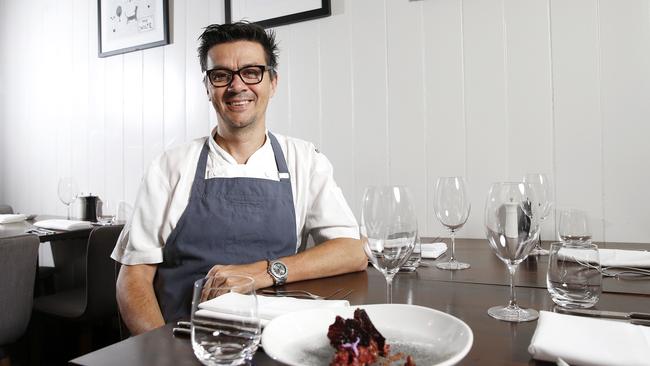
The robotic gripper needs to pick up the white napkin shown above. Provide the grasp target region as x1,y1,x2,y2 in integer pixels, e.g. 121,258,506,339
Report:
0,214,27,224
33,219,93,231
197,292,349,327
415,242,447,259
529,311,650,366
598,249,650,268
560,247,650,268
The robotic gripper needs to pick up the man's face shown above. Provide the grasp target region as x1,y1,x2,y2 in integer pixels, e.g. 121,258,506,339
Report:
205,41,277,132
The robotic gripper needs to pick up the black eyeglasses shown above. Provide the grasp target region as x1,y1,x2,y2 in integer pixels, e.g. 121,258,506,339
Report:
205,65,274,88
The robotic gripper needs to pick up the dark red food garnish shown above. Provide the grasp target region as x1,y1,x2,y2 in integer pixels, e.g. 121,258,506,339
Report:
327,308,414,366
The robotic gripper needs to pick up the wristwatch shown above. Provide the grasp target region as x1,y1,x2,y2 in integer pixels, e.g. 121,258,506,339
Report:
267,259,288,286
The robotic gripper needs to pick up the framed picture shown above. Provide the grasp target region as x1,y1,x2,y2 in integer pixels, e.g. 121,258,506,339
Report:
225,0,331,29
97,0,170,57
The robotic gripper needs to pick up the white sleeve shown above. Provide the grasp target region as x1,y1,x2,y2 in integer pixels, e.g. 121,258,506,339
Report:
305,150,359,244
110,162,171,265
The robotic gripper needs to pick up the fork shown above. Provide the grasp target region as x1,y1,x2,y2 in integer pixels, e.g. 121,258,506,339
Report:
571,256,650,278
261,288,345,300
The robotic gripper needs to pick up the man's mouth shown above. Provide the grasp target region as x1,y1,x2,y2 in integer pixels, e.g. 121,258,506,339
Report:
225,100,252,107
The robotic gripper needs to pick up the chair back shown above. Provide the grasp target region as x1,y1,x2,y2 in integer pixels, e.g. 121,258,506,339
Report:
0,234,39,345
0,204,13,214
83,225,123,321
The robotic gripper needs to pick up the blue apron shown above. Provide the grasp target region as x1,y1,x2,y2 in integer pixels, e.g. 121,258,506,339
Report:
155,133,297,322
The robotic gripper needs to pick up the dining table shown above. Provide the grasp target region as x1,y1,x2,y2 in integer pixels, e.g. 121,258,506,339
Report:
69,238,650,366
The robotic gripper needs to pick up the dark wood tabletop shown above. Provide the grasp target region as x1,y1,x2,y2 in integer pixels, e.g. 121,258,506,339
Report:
70,243,650,366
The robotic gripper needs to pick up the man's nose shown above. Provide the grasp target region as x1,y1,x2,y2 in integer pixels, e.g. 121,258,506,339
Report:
227,73,248,91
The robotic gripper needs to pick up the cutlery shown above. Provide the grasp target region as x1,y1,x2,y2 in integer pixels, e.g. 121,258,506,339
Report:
556,307,650,325
172,321,191,337
260,288,344,300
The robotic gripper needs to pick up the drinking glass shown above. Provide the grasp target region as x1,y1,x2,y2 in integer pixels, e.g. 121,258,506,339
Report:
523,173,553,255
360,186,418,303
547,242,602,308
95,200,115,225
57,177,78,219
484,182,541,322
400,233,421,272
433,176,471,270
558,209,591,243
191,275,261,366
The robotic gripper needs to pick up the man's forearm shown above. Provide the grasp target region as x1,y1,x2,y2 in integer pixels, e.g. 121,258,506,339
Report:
283,237,367,283
116,264,165,335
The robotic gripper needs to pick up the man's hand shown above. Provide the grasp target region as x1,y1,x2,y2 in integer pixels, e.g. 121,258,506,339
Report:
206,260,272,290
116,264,165,335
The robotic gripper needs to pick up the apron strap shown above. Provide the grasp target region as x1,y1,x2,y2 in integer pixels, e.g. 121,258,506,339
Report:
268,132,291,181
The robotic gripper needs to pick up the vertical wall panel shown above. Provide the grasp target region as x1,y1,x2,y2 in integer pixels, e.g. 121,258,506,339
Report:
349,0,389,216
462,0,509,237
185,0,210,141
422,0,466,236
163,0,187,149
386,0,427,231
287,22,321,146
123,52,144,206
103,56,124,206
550,0,604,241
71,0,90,199
600,0,650,242
142,47,165,172
503,0,555,239
319,0,355,209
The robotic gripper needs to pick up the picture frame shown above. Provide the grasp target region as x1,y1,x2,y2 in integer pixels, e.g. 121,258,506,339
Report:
97,0,170,58
225,0,331,29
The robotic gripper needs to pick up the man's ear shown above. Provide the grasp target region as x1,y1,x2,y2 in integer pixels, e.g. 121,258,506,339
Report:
269,72,278,98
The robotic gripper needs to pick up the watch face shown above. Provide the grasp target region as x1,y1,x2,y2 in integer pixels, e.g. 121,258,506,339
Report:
272,262,287,276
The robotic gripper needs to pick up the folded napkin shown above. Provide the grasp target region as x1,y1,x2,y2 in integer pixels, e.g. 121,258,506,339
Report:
33,219,93,231
560,247,650,268
529,311,650,366
198,292,349,327
414,242,447,259
599,248,650,268
0,214,27,224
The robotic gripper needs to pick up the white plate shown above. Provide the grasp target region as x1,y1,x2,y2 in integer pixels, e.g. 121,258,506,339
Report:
261,304,473,366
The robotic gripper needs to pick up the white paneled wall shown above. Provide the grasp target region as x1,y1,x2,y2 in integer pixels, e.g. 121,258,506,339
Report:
1,0,649,243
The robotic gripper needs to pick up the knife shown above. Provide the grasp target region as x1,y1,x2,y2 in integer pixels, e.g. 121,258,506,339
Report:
556,307,650,323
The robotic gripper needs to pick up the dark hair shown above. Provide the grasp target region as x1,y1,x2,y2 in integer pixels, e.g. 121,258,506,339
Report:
197,22,279,78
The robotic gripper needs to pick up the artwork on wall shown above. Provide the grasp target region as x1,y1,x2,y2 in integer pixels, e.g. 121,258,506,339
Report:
97,0,170,57
225,0,331,28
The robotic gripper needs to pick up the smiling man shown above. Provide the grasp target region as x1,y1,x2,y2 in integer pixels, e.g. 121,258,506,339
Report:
111,22,367,335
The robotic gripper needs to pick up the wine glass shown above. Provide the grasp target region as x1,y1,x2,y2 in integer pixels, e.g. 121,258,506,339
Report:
522,173,553,255
433,176,471,270
558,208,591,243
484,182,541,322
360,186,418,304
57,177,78,219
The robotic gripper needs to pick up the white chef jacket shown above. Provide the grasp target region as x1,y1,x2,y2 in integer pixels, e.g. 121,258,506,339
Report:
111,128,359,265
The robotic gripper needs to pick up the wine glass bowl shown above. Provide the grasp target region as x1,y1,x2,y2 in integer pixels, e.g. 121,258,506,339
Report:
433,177,471,270
361,186,418,303
522,173,553,255
484,182,540,322
57,177,78,220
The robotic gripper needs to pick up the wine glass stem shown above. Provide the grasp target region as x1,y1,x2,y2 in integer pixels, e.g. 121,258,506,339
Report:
385,275,394,304
66,203,70,220
449,229,457,262
507,264,518,308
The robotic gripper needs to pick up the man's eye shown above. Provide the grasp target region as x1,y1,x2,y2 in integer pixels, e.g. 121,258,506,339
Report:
241,69,261,79
211,71,230,81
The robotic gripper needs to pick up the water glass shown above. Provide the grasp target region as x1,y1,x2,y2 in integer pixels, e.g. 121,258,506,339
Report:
191,275,261,366
95,200,115,225
400,234,421,272
547,242,602,308
558,209,591,243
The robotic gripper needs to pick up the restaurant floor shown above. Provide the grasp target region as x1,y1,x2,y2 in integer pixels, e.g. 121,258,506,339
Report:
9,316,120,366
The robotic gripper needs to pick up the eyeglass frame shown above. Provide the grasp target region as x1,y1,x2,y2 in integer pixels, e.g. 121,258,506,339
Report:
204,65,275,88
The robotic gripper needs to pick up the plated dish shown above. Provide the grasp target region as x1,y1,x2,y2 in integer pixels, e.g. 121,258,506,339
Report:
261,304,473,366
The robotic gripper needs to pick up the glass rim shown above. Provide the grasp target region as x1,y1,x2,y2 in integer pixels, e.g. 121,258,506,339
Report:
549,241,598,250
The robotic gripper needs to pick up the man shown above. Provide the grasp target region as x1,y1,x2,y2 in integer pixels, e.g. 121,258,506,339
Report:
111,22,367,335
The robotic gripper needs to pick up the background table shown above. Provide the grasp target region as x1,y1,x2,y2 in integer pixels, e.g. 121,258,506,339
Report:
70,239,650,365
